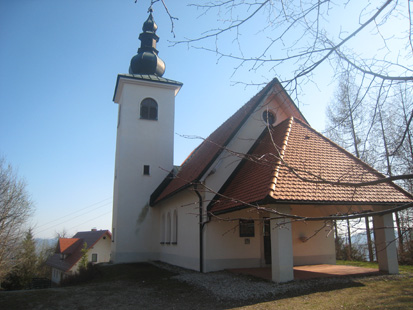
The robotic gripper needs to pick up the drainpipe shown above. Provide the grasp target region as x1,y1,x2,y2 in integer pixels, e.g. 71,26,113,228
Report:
194,185,208,273
195,164,217,273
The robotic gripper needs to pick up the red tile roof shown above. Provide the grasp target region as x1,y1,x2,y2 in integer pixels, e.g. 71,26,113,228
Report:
151,78,307,205
46,230,111,272
209,117,413,214
57,238,82,254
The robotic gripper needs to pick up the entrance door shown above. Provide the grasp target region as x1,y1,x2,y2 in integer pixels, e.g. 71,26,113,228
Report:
263,218,271,264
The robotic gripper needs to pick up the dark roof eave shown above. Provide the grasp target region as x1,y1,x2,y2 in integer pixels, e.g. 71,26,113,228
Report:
210,200,265,216
117,73,183,86
151,182,195,206
113,74,183,102
206,126,270,213
210,196,411,215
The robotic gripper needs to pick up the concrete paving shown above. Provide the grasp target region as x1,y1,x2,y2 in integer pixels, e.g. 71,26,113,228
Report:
229,264,381,281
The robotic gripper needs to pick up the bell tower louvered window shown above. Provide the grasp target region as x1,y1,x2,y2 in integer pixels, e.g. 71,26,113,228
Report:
140,98,158,120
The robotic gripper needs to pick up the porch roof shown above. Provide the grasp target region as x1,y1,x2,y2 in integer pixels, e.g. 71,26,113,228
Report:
209,117,413,214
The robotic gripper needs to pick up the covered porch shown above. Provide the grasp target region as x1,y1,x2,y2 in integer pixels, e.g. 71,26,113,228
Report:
203,204,399,283
264,205,399,283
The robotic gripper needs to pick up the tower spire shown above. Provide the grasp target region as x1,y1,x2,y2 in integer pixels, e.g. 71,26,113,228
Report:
129,9,166,76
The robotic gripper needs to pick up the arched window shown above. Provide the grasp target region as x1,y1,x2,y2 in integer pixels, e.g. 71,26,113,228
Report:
166,212,171,244
172,210,178,244
140,98,158,120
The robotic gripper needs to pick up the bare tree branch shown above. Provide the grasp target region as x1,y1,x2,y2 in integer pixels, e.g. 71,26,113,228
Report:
0,158,33,282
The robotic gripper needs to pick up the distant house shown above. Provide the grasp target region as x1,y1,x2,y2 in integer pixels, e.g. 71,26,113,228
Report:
46,229,111,284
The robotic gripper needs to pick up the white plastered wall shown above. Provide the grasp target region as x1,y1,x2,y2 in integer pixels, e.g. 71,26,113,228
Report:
203,208,263,272
202,204,345,272
290,205,336,265
291,218,335,265
87,234,112,264
69,235,112,275
111,77,180,263
156,189,200,271
51,268,64,284
290,204,375,265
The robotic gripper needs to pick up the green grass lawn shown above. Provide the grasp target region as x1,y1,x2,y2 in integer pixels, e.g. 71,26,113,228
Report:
232,260,413,309
337,260,413,274
234,275,413,310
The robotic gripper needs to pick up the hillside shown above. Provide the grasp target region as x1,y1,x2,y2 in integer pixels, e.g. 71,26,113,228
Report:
0,262,412,309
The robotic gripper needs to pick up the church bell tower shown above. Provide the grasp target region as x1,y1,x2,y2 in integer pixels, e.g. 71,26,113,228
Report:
111,9,182,263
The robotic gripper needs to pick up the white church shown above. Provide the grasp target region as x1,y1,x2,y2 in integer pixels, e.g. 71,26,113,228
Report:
110,12,413,283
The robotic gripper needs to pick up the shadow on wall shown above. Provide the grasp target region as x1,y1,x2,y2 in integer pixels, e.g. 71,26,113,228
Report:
135,203,150,234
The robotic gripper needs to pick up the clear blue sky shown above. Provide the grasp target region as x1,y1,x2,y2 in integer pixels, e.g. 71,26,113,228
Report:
0,0,345,239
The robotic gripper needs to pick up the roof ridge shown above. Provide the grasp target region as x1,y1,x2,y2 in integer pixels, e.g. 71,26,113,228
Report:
268,116,294,196
271,84,309,125
181,78,280,168
151,78,281,205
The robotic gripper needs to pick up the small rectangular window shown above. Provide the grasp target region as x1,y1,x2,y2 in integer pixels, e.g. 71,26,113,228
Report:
143,165,150,175
239,220,255,237
92,253,98,263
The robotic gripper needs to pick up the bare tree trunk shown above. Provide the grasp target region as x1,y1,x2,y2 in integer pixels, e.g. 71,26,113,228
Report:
378,106,404,255
346,86,360,159
378,108,392,176
365,217,374,262
397,95,413,254
344,81,357,260
346,218,352,259
334,220,339,246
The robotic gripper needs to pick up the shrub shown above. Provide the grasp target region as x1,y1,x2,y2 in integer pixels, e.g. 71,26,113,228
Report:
60,262,100,286
398,240,413,265
335,236,366,261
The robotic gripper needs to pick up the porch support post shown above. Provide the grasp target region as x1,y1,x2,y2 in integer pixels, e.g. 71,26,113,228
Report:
373,213,398,274
270,205,294,283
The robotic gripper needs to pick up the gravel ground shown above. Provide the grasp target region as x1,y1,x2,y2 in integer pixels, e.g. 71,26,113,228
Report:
151,261,394,301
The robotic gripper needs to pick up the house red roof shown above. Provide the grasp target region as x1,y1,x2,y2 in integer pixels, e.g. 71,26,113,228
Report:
209,117,413,214
151,78,307,205
46,230,111,273
57,238,82,254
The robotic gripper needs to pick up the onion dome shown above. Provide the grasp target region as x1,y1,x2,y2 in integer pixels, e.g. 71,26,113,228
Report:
129,11,166,76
